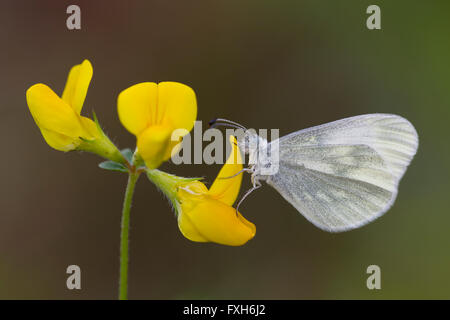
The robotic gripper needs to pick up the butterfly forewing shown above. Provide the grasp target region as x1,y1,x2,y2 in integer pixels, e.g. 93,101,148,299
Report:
277,114,418,182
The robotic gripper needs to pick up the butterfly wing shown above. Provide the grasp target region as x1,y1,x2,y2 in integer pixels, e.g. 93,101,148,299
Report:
265,114,418,232
277,113,418,182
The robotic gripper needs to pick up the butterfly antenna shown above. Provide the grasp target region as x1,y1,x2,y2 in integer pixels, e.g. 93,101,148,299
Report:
209,123,244,130
215,118,247,130
209,118,247,130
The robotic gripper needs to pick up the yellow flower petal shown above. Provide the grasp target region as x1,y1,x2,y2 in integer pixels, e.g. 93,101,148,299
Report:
137,125,173,169
79,116,100,140
26,83,85,139
178,181,209,203
162,138,183,161
176,181,255,246
177,213,209,242
157,82,197,131
178,194,255,246
208,136,243,206
61,59,93,114
40,128,80,151
117,82,157,136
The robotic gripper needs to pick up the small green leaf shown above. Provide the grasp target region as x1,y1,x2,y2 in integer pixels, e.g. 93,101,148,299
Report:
99,160,128,173
121,148,134,163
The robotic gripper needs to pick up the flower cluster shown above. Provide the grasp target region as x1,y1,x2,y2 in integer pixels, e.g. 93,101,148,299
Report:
26,59,255,246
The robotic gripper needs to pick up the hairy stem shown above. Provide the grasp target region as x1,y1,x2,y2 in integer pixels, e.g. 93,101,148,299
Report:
119,171,139,300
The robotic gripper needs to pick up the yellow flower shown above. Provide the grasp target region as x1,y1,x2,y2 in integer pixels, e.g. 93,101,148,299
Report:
26,59,124,163
117,82,197,169
26,60,98,151
177,137,255,246
147,136,255,246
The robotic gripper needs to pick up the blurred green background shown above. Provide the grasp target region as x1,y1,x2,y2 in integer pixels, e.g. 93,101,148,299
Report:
0,0,449,299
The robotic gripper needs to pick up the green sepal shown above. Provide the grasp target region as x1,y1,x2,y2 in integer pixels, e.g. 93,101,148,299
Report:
99,160,128,173
92,111,104,134
145,169,203,206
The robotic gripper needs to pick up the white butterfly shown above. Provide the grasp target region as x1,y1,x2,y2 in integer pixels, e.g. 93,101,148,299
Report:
212,114,418,232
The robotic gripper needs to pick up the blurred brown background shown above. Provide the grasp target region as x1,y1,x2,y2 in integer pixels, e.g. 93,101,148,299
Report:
0,0,449,299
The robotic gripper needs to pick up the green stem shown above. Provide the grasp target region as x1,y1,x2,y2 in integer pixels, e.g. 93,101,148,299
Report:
119,171,139,300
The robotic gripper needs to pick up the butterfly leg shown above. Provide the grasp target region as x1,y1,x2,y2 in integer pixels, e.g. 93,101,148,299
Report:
235,177,262,216
217,167,253,180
